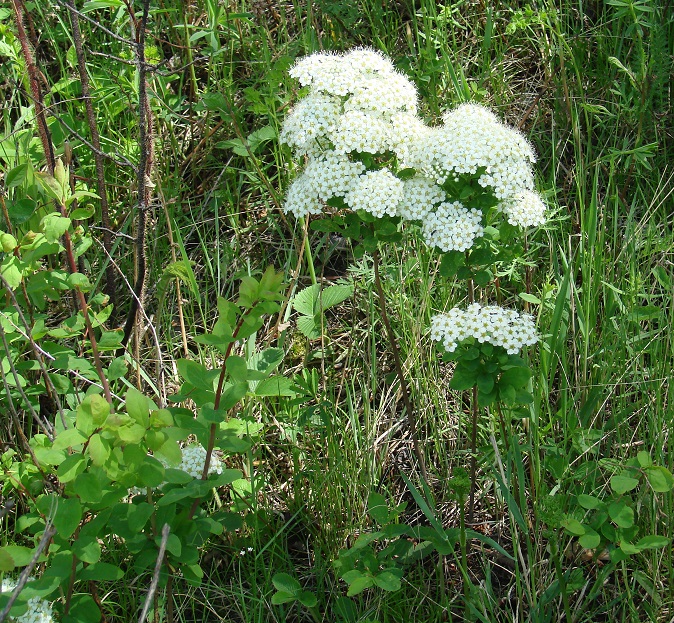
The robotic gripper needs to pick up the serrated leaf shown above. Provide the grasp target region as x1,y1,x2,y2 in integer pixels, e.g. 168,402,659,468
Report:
319,284,353,311
292,284,320,316
296,315,318,338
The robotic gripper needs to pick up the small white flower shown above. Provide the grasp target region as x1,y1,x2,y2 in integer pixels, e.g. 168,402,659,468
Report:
283,173,322,218
398,175,445,221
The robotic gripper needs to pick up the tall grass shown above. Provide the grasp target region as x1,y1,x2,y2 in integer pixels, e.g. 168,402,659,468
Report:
0,0,672,621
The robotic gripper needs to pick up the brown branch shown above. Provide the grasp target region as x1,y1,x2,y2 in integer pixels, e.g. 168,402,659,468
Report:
120,0,154,353
65,0,116,309
137,524,170,623
10,0,55,172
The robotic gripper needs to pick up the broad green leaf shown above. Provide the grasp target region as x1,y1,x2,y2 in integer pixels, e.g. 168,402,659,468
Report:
70,204,96,219
610,475,639,494
367,492,389,525
226,355,248,383
52,428,88,451
608,500,634,529
271,591,295,605
87,434,110,467
319,284,354,310
77,562,124,581
57,454,88,482
62,594,101,623
1,546,33,567
6,162,29,188
292,284,320,316
41,213,71,243
298,591,318,608
449,365,478,391
645,466,674,492
635,535,669,550
125,387,150,428
577,494,605,510
561,517,586,536
253,376,295,396
296,315,318,338
54,497,82,539
346,574,374,596
72,471,103,503
0,255,22,289
373,570,402,592
0,548,15,572
176,359,218,392
578,529,601,550
636,451,652,468
72,536,102,564
272,573,301,595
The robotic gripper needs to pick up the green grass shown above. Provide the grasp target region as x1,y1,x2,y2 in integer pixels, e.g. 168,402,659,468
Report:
1,0,673,621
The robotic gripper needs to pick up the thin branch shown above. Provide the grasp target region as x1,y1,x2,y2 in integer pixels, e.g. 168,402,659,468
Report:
51,0,137,46
0,525,56,623
137,524,170,623
65,0,116,309
120,0,154,353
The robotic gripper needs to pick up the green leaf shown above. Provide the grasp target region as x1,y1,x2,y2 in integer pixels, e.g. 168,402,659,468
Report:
57,454,88,482
477,373,494,394
6,162,29,188
635,535,669,550
578,528,601,550
561,517,586,536
298,591,318,608
0,256,22,289
226,355,248,383
72,472,103,503
72,536,102,564
610,475,639,494
271,591,296,605
373,570,402,592
438,251,464,278
52,428,88,451
253,376,296,396
292,284,320,316
125,387,150,428
77,562,124,581
449,365,478,391
498,366,532,389
577,494,605,510
0,548,15,572
272,573,301,595
645,466,674,492
608,500,634,529
296,315,318,338
1,546,34,567
346,574,374,596
177,359,217,392
70,204,96,219
87,434,110,467
219,381,248,410
54,497,82,539
519,292,542,304
636,451,652,468
62,594,101,623
367,492,389,525
41,213,71,243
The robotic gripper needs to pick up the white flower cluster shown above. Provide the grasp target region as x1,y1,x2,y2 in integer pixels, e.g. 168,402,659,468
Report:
406,103,537,201
345,169,404,218
430,303,538,355
281,49,547,244
1,578,54,623
499,189,546,228
281,48,419,218
421,202,484,252
175,443,223,479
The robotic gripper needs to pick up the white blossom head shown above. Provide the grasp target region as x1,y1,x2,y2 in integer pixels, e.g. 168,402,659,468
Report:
279,92,340,156
304,152,366,202
422,201,484,252
430,303,538,355
289,52,358,96
499,189,546,228
283,173,322,218
345,168,404,218
331,109,392,155
408,103,537,200
398,175,445,221
176,444,223,478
